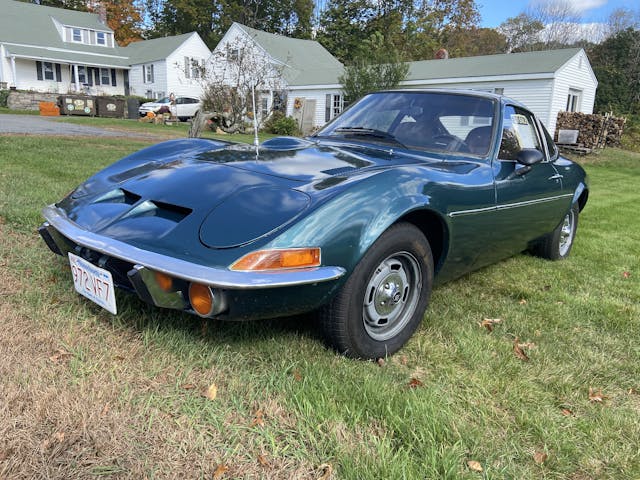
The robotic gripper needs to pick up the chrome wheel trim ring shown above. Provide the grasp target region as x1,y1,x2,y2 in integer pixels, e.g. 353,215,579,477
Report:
559,209,575,257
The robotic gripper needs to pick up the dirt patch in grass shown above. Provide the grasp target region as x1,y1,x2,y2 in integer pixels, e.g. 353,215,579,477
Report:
0,226,317,479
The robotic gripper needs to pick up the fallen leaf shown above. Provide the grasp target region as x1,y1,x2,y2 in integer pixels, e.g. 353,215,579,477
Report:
513,337,530,361
212,464,228,479
317,463,333,480
560,408,573,416
292,369,302,382
54,431,65,442
629,388,637,395
518,341,537,350
533,451,548,464
376,358,385,367
519,299,527,305
0,448,13,461
204,383,218,401
49,348,73,363
181,383,196,390
100,403,110,417
588,387,606,403
257,454,270,467
622,271,631,279
251,409,265,427
399,355,408,365
408,378,423,389
467,460,483,472
479,318,502,332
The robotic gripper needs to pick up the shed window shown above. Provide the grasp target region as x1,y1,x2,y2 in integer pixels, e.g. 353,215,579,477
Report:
325,94,343,122
566,89,581,112
143,64,154,83
72,28,82,42
97,32,106,45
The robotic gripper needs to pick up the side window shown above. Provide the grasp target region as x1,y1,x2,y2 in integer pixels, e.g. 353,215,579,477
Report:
498,106,543,161
540,121,558,161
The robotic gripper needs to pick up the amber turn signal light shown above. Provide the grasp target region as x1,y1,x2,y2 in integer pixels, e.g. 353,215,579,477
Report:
189,283,213,316
230,248,321,271
154,271,174,292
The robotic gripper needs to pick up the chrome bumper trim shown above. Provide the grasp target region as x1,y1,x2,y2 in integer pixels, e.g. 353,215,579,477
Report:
42,205,346,289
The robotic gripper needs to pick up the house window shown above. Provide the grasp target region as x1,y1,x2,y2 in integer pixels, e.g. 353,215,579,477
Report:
566,89,581,112
143,64,154,83
325,94,343,122
190,59,201,79
43,62,54,81
145,89,153,99
228,48,239,61
261,96,269,118
97,32,106,45
78,66,86,84
100,68,110,85
72,28,82,42
332,94,342,118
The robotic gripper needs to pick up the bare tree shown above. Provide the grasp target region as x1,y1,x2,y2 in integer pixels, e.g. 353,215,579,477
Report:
189,35,288,137
606,7,640,37
527,0,582,47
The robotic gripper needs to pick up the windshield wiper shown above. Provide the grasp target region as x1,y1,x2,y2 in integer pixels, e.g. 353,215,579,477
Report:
332,126,407,148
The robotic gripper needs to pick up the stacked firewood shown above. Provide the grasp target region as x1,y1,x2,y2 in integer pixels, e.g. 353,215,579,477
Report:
555,111,626,149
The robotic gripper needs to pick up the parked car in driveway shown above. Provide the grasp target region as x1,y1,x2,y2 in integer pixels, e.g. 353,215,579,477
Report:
138,96,201,121
40,89,588,359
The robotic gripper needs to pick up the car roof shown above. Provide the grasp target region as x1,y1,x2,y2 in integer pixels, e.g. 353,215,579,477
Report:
376,88,528,111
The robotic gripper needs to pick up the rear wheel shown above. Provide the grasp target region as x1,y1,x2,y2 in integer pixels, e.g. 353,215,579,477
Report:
533,203,579,260
321,223,433,359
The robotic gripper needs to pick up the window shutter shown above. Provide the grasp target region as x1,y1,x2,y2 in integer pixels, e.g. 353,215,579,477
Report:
55,63,62,82
87,67,93,86
184,57,190,78
36,61,43,81
111,69,116,86
94,68,100,85
150,64,154,83
325,94,331,122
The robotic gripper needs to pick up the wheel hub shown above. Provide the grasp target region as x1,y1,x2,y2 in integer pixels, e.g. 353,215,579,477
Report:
363,252,422,341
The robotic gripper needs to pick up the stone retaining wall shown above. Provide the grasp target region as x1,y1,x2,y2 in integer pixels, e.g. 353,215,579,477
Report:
7,91,60,111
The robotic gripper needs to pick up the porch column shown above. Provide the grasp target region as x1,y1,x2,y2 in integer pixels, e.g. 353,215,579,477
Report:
73,63,80,90
10,55,17,88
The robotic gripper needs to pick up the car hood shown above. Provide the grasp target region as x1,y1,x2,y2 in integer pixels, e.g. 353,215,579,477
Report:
56,138,423,252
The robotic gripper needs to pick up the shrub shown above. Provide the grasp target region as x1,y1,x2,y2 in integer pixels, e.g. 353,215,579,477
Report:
263,111,300,136
0,90,9,108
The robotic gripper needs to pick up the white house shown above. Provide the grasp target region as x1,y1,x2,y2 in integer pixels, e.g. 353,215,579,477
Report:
211,24,597,134
123,32,211,100
0,0,129,95
213,23,345,130
399,48,598,133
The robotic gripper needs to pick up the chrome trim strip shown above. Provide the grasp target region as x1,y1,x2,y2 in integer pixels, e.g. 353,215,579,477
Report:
448,194,573,217
42,205,346,289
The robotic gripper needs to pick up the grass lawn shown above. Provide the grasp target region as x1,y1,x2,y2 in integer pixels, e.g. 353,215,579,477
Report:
0,136,638,479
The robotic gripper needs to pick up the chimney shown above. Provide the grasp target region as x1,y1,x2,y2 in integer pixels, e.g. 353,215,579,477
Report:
97,4,107,25
435,48,449,60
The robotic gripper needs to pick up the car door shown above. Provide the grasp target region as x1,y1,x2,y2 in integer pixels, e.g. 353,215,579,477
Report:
488,104,570,259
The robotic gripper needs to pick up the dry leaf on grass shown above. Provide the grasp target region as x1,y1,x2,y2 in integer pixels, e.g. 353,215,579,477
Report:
250,410,265,427
204,383,218,401
560,408,574,416
467,460,483,472
588,387,607,403
519,299,528,305
49,348,73,363
317,463,333,480
513,337,530,362
257,454,270,467
408,378,423,389
479,318,502,332
376,357,385,367
292,369,302,382
100,403,110,417
212,464,229,479
533,451,548,464
622,271,631,279
41,431,66,450
181,383,196,390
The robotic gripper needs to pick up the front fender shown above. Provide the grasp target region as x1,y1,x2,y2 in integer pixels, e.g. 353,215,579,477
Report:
267,168,441,275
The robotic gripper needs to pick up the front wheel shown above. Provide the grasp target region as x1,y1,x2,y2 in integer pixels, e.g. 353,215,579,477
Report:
533,203,579,260
321,223,433,359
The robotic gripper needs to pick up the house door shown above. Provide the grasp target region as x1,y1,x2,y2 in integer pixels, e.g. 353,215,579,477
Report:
301,99,316,135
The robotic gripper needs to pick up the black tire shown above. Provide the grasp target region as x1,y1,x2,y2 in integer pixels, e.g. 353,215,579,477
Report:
321,223,434,359
533,203,579,260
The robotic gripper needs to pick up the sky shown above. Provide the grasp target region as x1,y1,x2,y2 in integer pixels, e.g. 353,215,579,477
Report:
478,0,634,27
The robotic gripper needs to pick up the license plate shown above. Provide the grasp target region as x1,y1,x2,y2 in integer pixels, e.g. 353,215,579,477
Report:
68,252,117,314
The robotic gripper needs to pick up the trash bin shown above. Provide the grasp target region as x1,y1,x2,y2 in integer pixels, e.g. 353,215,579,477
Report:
58,95,96,116
126,98,140,119
96,97,125,118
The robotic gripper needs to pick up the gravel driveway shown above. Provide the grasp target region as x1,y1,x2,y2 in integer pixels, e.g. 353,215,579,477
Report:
0,114,158,138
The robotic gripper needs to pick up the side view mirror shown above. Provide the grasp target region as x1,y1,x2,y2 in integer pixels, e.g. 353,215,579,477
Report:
517,148,544,166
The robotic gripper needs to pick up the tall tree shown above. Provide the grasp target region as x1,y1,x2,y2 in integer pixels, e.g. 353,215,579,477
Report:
589,28,640,114
92,0,144,46
339,32,409,103
497,13,544,52
443,27,507,57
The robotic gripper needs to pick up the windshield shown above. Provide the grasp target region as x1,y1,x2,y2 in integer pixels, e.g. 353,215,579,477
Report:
155,97,171,104
316,91,497,156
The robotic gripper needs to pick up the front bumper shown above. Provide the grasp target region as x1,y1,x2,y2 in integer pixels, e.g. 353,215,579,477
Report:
40,205,346,319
